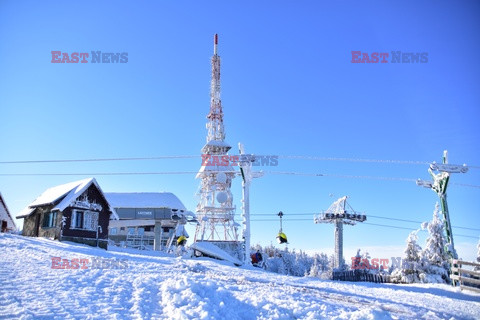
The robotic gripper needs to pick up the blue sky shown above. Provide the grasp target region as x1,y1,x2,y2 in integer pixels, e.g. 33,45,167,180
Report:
1,1,479,261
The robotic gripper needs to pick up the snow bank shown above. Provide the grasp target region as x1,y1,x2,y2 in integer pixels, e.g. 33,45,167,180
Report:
0,233,478,319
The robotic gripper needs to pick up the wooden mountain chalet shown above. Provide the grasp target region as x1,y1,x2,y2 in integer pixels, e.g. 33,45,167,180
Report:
0,193,17,233
16,178,118,249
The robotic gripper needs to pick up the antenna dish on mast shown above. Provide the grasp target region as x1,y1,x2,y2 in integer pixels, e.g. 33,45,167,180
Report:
216,172,227,184
216,191,228,204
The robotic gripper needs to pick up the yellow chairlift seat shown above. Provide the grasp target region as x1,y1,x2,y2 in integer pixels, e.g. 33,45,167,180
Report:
177,236,187,246
276,232,288,244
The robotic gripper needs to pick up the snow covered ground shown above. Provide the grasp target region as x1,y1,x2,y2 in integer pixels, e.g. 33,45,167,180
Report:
0,233,479,320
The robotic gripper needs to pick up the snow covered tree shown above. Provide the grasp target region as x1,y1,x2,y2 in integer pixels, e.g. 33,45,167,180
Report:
391,230,425,283
476,240,480,272
294,250,312,277
351,249,377,272
254,244,332,278
351,249,362,269
420,203,450,283
308,253,330,278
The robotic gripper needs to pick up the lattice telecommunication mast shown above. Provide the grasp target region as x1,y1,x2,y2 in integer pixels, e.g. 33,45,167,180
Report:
194,34,238,243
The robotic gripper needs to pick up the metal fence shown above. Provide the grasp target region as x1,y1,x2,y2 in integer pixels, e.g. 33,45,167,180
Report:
451,259,480,293
332,270,391,283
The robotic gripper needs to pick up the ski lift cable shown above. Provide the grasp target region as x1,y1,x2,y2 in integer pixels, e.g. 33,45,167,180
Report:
263,171,479,188
365,215,480,231
1,155,478,169
278,155,480,169
0,172,200,176
1,171,478,189
362,222,479,239
245,219,478,239
278,155,430,165
248,213,480,231
0,155,200,164
262,171,417,181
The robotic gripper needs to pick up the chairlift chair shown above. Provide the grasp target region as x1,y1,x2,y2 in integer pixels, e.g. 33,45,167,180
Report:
177,235,187,246
276,211,288,244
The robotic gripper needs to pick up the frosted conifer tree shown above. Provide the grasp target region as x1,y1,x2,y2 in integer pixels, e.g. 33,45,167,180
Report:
421,202,450,283
309,253,329,278
309,256,320,277
352,249,362,269
294,250,311,277
391,231,425,283
362,250,373,272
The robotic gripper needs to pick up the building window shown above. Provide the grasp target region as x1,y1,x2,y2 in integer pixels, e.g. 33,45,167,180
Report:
110,228,117,235
71,210,98,231
75,211,84,229
42,212,57,228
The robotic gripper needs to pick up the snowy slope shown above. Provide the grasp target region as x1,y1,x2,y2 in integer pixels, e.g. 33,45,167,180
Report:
0,234,479,320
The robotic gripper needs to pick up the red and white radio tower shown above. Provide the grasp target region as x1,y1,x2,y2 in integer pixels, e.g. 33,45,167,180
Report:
194,34,239,245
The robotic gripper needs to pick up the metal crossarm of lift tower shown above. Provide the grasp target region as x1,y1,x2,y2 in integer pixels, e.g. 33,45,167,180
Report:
313,196,367,226
416,154,469,188
429,162,468,174
430,161,468,173
314,212,366,226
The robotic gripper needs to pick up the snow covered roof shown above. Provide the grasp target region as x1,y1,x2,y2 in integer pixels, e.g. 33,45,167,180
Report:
17,178,118,219
0,193,17,231
104,192,187,211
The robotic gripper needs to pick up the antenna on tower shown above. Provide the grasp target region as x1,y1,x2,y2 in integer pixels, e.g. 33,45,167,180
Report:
194,34,239,257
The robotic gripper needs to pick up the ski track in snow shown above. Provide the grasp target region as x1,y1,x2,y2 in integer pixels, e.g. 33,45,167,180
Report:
0,234,479,320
